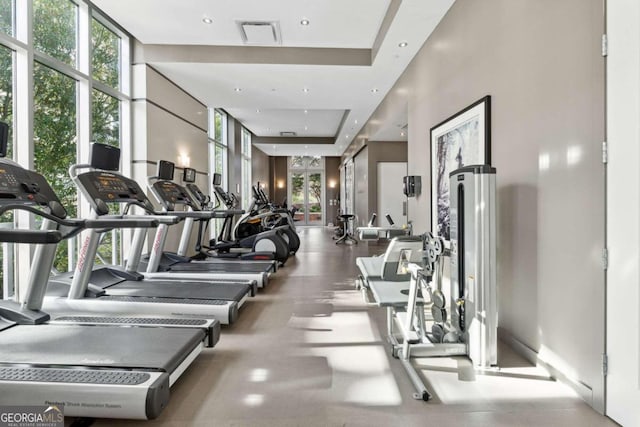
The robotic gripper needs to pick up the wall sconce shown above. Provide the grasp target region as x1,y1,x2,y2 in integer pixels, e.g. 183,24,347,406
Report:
277,180,285,189
329,180,336,188
178,153,191,168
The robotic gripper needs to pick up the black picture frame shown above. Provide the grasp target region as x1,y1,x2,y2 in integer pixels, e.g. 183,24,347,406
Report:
429,95,491,244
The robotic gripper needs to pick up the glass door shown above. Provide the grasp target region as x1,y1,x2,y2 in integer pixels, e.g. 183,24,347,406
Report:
290,172,306,223
289,170,324,225
306,171,323,225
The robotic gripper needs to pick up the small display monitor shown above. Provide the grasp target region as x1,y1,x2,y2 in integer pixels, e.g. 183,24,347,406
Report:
157,160,175,180
0,122,8,158
90,143,120,171
183,167,196,183
213,173,222,186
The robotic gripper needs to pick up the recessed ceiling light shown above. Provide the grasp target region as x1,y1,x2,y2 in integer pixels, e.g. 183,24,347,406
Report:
401,131,406,136
303,88,309,93
304,126,308,130
273,145,276,149
345,135,349,139
304,110,308,114
300,19,310,26
398,41,408,47
256,109,260,113
371,88,379,93
202,17,213,24
354,119,358,124
234,87,242,92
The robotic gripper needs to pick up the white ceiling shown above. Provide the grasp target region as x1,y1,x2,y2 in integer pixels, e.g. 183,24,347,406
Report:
94,0,454,156
225,108,344,137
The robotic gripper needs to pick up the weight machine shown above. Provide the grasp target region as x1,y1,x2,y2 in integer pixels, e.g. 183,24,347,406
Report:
357,165,497,400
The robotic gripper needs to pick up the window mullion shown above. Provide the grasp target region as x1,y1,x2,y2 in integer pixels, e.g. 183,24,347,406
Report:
13,0,33,301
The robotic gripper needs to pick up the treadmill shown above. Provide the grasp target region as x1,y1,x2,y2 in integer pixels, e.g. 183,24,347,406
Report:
47,144,254,325
0,159,211,420
135,161,276,289
2,160,220,345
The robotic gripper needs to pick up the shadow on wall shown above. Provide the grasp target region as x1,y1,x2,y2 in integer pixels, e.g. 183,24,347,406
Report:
498,184,539,352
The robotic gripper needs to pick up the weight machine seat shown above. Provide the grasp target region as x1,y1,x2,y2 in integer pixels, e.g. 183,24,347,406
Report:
356,226,410,241
368,280,424,308
356,235,424,285
356,256,384,282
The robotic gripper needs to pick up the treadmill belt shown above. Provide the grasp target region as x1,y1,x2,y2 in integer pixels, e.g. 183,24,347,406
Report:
54,316,209,325
169,262,271,274
100,296,229,305
0,366,150,385
0,325,204,373
105,280,249,302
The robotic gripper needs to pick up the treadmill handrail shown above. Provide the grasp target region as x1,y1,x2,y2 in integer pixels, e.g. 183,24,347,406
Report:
85,217,160,229
0,229,62,244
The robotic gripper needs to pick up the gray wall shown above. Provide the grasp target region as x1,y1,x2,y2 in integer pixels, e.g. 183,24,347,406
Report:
346,0,605,410
132,64,209,255
270,156,288,205
367,141,407,224
353,147,369,227
252,145,269,196
325,157,341,225
227,118,242,195
348,142,408,227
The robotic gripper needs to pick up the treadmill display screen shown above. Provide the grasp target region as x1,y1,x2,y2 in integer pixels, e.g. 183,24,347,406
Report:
157,160,175,181
77,171,152,213
186,183,206,204
183,168,196,183
153,180,194,207
0,162,60,207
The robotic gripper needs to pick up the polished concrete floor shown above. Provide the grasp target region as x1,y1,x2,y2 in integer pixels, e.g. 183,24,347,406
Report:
93,227,618,427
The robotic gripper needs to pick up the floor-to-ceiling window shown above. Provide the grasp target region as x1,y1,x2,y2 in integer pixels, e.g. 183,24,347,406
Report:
0,0,130,298
0,15,13,298
288,156,325,225
209,109,227,238
241,127,252,210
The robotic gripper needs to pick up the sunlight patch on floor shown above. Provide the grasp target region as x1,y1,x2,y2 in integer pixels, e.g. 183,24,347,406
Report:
415,356,579,404
289,311,378,343
303,345,403,406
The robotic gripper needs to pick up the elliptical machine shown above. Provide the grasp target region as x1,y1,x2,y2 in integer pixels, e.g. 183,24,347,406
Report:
232,185,300,254
206,174,291,264
214,180,300,255
148,163,290,266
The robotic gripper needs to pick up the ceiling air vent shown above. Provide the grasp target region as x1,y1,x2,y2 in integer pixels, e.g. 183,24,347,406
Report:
280,131,296,137
237,21,281,45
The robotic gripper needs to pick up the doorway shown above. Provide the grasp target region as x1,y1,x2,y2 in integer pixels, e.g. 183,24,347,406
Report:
377,162,408,227
288,157,325,226
605,2,640,425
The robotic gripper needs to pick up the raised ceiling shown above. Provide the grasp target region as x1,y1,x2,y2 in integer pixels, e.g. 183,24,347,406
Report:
93,0,454,157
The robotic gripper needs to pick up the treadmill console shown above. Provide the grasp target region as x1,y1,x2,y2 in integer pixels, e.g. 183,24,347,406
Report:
152,180,198,211
185,183,207,206
0,161,67,218
214,185,235,208
77,171,154,215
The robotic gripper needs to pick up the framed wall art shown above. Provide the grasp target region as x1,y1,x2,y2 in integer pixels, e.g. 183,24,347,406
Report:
430,95,491,243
